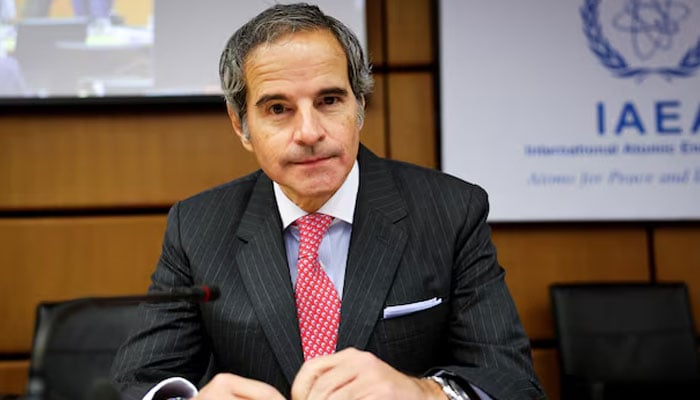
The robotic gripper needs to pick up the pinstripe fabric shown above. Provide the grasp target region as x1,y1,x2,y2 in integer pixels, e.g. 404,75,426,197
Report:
110,145,545,400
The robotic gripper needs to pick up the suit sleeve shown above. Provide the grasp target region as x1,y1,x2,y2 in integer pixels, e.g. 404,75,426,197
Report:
433,186,546,400
110,202,212,400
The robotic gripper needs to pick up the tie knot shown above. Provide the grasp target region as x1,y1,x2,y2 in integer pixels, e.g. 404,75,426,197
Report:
295,213,333,257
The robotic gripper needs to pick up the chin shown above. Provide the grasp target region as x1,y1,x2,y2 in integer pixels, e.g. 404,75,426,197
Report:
302,178,343,196
305,183,340,198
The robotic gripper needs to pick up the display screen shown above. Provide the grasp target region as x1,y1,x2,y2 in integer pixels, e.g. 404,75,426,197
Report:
0,0,366,102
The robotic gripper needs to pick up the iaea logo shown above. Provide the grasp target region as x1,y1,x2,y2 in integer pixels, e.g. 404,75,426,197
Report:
581,0,700,80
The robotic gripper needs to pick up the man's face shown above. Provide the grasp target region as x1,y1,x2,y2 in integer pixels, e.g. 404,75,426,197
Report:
229,29,363,212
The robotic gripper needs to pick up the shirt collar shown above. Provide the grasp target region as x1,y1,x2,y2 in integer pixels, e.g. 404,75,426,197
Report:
273,161,359,230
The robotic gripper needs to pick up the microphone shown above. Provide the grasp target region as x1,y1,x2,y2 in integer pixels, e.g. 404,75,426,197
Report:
54,284,221,306
25,285,220,400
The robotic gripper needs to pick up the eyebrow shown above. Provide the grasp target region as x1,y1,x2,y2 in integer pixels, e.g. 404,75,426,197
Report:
318,87,349,98
255,94,288,108
254,87,349,108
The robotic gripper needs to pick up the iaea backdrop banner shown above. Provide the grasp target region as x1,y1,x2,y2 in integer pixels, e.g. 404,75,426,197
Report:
440,0,700,221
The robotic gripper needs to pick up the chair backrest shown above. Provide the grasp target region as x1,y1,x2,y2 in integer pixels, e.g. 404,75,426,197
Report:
29,301,142,400
550,282,700,383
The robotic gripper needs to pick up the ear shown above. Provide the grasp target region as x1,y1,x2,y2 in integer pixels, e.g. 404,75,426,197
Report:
226,104,253,152
358,95,366,130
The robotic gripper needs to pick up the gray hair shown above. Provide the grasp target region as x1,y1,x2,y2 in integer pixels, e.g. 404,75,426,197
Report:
218,2,373,134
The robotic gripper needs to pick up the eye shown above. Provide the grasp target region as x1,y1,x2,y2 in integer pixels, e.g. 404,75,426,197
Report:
321,96,339,106
269,104,286,115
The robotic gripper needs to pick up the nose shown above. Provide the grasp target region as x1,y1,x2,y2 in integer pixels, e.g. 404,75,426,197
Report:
292,103,325,145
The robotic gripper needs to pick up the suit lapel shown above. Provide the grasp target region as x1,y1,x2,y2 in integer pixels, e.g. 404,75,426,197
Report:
337,146,409,351
235,173,303,385
234,147,410,381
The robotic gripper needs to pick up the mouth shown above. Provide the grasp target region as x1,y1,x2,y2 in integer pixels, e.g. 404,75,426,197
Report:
292,155,334,166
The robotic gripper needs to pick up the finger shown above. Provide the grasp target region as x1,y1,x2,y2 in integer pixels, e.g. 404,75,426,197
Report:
196,373,286,400
304,350,431,400
321,377,374,400
304,362,356,400
293,348,374,400
230,375,286,400
292,349,354,400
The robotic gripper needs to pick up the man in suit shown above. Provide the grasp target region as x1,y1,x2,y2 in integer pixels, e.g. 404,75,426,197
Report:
111,3,544,400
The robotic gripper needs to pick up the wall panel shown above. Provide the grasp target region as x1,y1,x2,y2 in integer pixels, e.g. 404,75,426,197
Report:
0,216,166,353
0,110,253,209
532,349,560,400
361,74,387,157
386,0,433,64
387,73,436,167
654,225,700,332
492,225,650,339
0,361,29,396
365,0,385,65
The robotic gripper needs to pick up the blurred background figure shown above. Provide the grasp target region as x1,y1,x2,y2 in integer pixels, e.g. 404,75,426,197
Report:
0,55,26,96
0,0,16,23
0,0,27,96
20,0,50,17
20,0,114,19
73,0,116,37
72,0,113,19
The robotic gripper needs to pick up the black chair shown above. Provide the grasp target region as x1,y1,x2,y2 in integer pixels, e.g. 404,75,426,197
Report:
550,282,700,400
26,300,141,400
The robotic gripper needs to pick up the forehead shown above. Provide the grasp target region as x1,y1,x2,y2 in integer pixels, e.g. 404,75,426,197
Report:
243,30,350,98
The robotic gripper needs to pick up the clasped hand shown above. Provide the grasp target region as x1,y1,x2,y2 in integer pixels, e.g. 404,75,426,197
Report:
192,347,444,400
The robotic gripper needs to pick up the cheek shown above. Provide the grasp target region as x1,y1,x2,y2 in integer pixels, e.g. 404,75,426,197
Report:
257,138,289,166
327,114,360,141
248,121,286,153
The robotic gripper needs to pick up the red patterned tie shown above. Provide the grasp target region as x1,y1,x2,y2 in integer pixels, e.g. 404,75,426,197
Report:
294,213,340,360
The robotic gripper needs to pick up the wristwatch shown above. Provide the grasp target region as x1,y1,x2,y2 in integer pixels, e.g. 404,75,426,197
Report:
425,374,472,400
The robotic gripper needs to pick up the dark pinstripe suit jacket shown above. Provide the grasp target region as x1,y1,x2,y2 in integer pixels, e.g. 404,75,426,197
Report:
111,145,545,400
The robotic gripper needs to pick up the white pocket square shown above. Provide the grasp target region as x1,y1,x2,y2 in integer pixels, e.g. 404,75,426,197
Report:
382,297,443,319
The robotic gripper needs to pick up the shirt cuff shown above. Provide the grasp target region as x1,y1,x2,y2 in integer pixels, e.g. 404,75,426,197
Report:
468,383,491,400
141,377,198,400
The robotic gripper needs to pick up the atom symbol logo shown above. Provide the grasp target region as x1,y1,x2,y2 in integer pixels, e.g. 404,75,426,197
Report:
581,0,700,80
612,0,691,61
